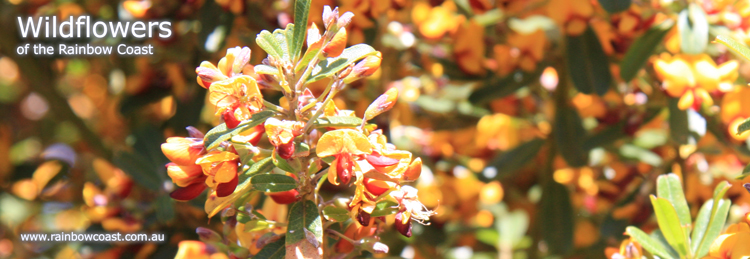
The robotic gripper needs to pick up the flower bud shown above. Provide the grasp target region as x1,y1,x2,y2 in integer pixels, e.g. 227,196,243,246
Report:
363,87,398,121
394,212,412,237
307,24,322,48
337,12,354,28
268,189,299,204
196,227,223,243
322,6,338,29
344,53,381,83
216,173,238,197
323,28,347,58
359,237,389,254
170,182,207,201
277,141,296,159
186,126,205,138
402,157,422,181
231,47,252,75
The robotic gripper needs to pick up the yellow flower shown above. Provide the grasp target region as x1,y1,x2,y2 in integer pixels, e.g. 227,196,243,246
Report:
653,53,738,110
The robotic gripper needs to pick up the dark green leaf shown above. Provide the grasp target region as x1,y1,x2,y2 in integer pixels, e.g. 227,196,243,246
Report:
308,44,378,83
626,226,675,259
566,26,612,96
715,35,750,61
620,20,674,81
669,98,689,145
468,69,542,104
314,116,363,128
291,0,311,61
650,195,690,257
737,163,750,180
113,151,161,191
155,195,175,223
286,200,322,245
251,174,297,193
539,181,573,255
555,105,588,167
255,236,285,259
485,138,544,180
204,110,274,150
679,4,709,54
598,0,631,13
736,117,750,135
656,174,691,228
322,206,349,222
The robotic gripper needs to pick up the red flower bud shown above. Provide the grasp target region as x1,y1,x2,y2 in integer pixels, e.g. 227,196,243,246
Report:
170,182,207,201
277,141,295,159
269,189,299,204
394,212,412,237
216,172,238,197
323,28,347,58
222,108,241,129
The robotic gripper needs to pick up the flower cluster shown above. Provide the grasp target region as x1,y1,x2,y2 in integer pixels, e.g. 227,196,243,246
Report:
160,5,433,258
653,53,738,110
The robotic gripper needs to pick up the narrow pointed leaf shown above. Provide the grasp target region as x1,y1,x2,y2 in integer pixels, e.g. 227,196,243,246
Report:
204,110,275,150
715,34,750,61
251,174,297,193
626,226,675,259
656,174,691,228
308,44,378,83
286,200,323,245
566,26,612,96
650,195,690,257
291,0,311,60
620,20,674,81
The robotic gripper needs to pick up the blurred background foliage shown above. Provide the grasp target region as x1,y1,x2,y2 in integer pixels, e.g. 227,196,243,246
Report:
3,0,750,258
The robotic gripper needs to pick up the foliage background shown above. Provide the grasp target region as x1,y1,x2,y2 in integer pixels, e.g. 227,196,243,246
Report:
2,0,750,258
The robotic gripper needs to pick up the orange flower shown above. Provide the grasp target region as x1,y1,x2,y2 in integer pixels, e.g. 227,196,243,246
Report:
454,20,486,75
161,131,210,200
198,47,263,128
721,86,750,141
706,220,750,258
195,151,240,197
316,129,372,185
411,1,465,40
493,30,547,76
264,118,304,159
545,0,593,35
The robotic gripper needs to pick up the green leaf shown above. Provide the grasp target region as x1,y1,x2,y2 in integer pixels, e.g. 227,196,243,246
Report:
273,28,291,61
255,236,285,259
257,30,285,60
370,200,399,217
626,226,676,259
555,105,588,167
715,35,750,61
679,4,709,54
736,117,750,135
322,206,349,222
286,200,322,245
291,0,311,61
598,0,631,13
669,98,690,145
693,198,730,257
254,64,280,75
272,152,297,173
656,174,691,228
314,116,363,128
620,20,674,81
113,151,161,191
206,157,274,218
204,110,274,150
485,138,544,180
308,44,378,83
251,174,297,193
650,195,690,257
155,195,175,223
566,26,612,96
245,219,274,232
737,163,750,180
539,181,573,255
468,68,542,105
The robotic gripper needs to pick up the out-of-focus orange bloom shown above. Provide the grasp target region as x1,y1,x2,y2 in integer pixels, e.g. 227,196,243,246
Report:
411,1,465,40
175,241,228,259
606,237,643,259
545,0,593,35
572,93,607,119
721,86,750,141
653,53,738,110
493,30,547,76
454,20,486,75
